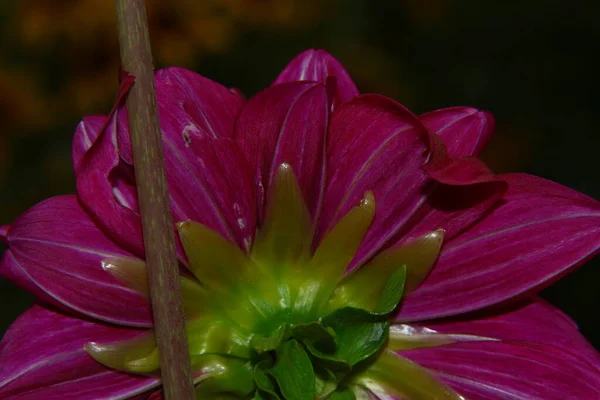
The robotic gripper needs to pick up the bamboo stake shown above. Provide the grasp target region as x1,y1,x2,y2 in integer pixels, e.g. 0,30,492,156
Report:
115,1,195,399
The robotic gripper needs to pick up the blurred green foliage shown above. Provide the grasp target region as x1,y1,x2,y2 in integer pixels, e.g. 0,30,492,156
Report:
1,0,598,348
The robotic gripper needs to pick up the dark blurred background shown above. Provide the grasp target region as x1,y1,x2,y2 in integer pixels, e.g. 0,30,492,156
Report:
1,1,598,348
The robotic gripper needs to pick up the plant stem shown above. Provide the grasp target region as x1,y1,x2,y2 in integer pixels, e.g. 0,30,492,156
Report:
114,1,195,399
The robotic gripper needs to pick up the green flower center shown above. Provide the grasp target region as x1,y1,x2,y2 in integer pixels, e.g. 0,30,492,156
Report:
87,163,448,399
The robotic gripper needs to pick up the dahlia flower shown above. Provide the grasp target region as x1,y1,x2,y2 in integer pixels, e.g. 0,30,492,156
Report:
1,49,599,399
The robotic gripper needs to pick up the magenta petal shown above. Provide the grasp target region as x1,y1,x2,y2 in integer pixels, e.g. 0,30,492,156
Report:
420,107,494,158
423,297,600,369
131,390,164,400
75,75,144,257
76,110,145,257
235,82,328,220
0,305,158,400
116,68,253,248
145,68,255,249
389,120,505,244
0,195,152,327
402,341,600,399
318,94,430,268
423,132,499,186
273,49,359,109
72,115,108,170
397,173,600,321
77,67,253,253
396,179,507,245
0,224,8,244
157,67,245,140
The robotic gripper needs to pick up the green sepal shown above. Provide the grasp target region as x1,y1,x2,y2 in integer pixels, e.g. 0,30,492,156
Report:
322,307,389,366
374,266,406,314
326,388,356,400
187,318,253,359
194,356,255,398
328,265,407,315
267,339,316,400
252,324,292,353
352,350,463,399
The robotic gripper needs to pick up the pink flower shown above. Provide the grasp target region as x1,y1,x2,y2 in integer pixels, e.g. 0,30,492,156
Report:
1,49,599,399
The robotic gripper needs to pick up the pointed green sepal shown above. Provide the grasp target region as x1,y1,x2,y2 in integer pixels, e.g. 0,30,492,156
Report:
252,163,314,267
352,349,463,400
177,220,253,293
186,318,253,359
84,332,159,374
328,229,443,314
102,257,211,319
307,192,375,315
252,324,292,353
194,356,256,398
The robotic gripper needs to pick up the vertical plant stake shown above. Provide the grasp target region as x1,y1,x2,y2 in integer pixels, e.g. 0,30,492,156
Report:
114,1,195,399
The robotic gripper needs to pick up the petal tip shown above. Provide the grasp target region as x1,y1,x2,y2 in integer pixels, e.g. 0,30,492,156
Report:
278,162,293,173
176,220,192,232
84,341,103,356
360,191,376,217
0,224,9,244
426,229,445,244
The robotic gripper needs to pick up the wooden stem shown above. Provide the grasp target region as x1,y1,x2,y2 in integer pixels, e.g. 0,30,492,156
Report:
114,1,195,399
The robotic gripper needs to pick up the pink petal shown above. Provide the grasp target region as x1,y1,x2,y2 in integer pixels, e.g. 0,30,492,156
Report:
397,173,600,321
235,81,329,221
131,390,164,400
394,178,507,245
318,94,431,268
273,49,359,109
420,107,494,158
0,195,152,327
387,116,505,245
0,305,158,400
76,113,145,257
422,297,600,369
150,68,254,249
0,224,8,244
77,67,254,253
72,115,108,170
402,341,600,399
424,133,499,186
75,76,145,257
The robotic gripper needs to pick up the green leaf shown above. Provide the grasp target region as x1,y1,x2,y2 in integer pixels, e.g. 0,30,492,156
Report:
253,390,272,400
327,388,357,400
254,360,281,399
315,374,338,398
322,307,389,366
267,339,316,400
374,266,406,314
292,322,336,355
292,322,351,380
